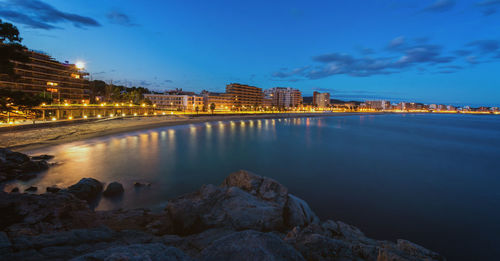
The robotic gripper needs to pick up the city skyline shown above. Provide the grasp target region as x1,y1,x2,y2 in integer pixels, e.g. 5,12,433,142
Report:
1,0,499,106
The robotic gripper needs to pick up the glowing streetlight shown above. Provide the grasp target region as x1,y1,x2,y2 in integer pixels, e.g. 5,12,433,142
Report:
75,61,85,70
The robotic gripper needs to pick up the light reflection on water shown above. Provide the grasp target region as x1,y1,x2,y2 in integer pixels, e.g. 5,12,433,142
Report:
4,114,500,260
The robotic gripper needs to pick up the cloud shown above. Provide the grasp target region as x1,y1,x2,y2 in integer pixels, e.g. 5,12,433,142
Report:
467,40,500,54
422,0,456,12
476,0,500,6
106,11,138,27
387,36,406,50
272,66,310,78
466,55,479,64
454,49,473,56
272,37,457,80
481,8,497,15
164,79,173,83
0,0,100,30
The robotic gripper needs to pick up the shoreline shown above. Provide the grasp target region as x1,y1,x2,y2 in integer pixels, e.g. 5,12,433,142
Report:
2,112,370,152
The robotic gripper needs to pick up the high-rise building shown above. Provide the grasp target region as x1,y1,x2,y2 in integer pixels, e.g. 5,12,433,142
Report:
226,83,263,109
264,87,302,107
313,91,330,108
0,48,90,104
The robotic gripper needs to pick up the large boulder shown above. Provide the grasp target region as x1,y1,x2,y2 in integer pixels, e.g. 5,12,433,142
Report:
67,178,103,201
166,184,285,235
0,191,96,236
284,194,319,228
221,170,288,206
102,182,124,197
200,230,305,261
0,148,51,182
166,170,325,236
284,220,445,261
1,149,30,164
71,243,190,261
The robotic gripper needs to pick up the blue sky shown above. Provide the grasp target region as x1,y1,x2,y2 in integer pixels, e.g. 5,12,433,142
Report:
0,0,499,106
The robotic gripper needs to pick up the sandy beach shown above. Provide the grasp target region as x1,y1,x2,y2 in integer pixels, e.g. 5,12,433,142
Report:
0,113,358,151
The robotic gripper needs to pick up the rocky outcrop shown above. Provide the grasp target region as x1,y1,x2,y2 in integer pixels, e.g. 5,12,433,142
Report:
0,170,446,260
71,243,190,261
0,148,51,183
102,182,124,197
200,230,304,261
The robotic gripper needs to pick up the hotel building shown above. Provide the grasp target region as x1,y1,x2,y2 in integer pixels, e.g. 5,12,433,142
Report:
0,49,90,104
202,91,233,111
313,91,330,108
364,100,391,110
264,87,302,107
226,83,263,110
144,93,203,111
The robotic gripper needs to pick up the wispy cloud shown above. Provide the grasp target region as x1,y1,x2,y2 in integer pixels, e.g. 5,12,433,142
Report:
0,0,100,30
476,0,500,6
421,0,456,12
467,40,500,54
106,11,138,27
272,37,456,80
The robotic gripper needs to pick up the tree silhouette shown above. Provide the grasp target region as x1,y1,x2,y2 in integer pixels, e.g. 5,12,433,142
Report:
0,19,28,80
210,103,216,114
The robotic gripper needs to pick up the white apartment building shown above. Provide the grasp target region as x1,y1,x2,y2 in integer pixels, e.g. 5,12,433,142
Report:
144,93,203,111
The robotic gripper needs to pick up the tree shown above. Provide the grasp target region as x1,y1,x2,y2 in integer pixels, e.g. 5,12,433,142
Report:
210,103,216,114
0,89,51,122
195,106,199,115
0,19,28,80
0,19,22,43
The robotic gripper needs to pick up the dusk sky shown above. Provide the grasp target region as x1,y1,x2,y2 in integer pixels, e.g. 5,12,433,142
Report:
1,0,499,106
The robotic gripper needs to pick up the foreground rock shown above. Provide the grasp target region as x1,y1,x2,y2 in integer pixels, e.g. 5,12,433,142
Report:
0,170,445,260
0,148,51,183
102,182,124,197
66,178,103,201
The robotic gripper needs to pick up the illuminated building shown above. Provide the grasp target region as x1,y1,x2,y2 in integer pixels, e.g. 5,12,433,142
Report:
202,91,232,111
313,91,330,108
144,93,203,111
364,100,391,110
264,87,302,107
226,83,263,109
0,48,90,104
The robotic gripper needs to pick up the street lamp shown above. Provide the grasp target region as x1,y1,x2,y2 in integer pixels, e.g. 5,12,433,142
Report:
75,61,85,70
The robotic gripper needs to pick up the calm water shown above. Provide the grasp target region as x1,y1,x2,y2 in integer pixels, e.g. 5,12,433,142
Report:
6,114,500,260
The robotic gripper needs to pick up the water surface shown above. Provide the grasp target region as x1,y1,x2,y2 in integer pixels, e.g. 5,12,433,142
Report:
6,114,500,260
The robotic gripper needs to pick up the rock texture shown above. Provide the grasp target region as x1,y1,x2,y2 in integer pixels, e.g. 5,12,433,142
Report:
0,148,51,183
66,178,103,201
102,182,124,197
0,170,446,260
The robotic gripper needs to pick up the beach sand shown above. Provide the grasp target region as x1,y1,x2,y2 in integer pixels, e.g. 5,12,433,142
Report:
0,113,357,151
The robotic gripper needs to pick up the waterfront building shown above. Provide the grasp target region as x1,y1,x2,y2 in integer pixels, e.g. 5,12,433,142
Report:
437,104,447,111
0,49,90,104
201,91,233,111
447,105,456,111
264,87,302,108
364,100,391,110
263,97,273,108
226,83,263,110
144,93,203,111
313,91,330,108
